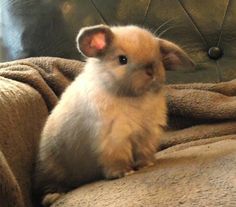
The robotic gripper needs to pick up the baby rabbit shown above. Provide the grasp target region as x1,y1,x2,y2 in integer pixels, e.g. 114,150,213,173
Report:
33,24,194,206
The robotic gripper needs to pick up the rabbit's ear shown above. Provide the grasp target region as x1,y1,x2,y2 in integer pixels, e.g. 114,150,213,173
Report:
159,39,195,70
76,25,114,58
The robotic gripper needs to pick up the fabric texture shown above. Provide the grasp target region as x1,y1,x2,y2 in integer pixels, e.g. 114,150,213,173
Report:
0,57,235,207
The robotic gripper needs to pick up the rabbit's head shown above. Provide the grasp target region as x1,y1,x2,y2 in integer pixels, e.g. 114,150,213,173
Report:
77,25,194,96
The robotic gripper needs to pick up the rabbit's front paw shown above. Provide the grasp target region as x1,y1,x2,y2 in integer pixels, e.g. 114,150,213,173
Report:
42,192,64,207
104,168,134,180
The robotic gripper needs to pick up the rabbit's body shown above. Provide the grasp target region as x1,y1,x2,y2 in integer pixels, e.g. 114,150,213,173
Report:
34,25,193,206
35,59,166,192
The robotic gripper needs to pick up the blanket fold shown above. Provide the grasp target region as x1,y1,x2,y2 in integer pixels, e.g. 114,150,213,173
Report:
166,87,236,120
0,57,235,207
0,57,84,111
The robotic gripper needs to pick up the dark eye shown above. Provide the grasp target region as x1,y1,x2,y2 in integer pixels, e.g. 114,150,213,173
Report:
118,55,128,65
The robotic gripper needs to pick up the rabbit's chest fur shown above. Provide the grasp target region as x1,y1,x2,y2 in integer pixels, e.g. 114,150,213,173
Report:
96,88,167,140
69,70,167,152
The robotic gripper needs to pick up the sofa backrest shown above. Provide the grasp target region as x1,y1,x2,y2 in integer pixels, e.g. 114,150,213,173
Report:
1,0,236,83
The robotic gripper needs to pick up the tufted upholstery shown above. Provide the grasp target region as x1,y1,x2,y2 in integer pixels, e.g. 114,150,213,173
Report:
1,0,236,83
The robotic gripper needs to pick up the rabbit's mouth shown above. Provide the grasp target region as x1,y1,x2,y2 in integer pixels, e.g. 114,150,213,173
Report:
113,78,163,97
149,79,164,93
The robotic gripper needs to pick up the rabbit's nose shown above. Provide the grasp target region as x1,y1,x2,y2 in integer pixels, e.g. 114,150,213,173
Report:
145,67,154,77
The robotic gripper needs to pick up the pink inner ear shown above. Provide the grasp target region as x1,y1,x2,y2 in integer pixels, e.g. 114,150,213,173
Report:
90,32,106,50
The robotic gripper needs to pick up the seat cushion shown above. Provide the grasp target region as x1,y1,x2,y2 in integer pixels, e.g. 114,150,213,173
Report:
52,137,236,207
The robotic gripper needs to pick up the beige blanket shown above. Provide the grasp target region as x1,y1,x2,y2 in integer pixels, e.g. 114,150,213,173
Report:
0,57,235,207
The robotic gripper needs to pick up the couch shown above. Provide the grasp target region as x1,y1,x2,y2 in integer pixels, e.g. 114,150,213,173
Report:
0,1,236,207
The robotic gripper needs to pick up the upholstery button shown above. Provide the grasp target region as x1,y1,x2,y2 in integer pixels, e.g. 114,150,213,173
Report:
208,47,223,60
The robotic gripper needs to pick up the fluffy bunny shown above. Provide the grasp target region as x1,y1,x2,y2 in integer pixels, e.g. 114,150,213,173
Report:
33,25,194,206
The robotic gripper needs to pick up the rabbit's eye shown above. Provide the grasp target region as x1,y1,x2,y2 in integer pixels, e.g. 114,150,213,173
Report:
118,55,128,65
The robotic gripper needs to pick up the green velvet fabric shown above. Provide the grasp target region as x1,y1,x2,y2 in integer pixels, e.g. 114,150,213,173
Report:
0,0,236,83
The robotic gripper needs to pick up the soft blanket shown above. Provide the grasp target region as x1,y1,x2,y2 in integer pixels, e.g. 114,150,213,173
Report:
0,57,235,207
